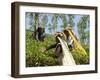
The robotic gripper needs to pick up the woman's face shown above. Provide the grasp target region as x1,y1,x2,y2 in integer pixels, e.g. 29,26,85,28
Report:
55,32,63,37
64,30,69,38
55,32,63,42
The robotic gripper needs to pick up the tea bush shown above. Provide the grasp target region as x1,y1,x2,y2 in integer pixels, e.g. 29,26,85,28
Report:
26,31,89,67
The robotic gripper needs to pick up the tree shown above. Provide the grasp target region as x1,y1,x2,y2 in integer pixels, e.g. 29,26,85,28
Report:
25,12,39,32
50,14,68,34
48,23,53,34
51,14,58,34
34,13,39,31
77,15,89,45
40,14,48,28
68,14,75,28
60,14,67,29
26,12,34,31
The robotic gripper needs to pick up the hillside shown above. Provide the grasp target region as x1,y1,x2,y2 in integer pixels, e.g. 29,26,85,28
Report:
26,31,89,67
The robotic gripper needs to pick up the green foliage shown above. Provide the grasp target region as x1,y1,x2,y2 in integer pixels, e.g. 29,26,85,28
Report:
77,15,90,45
26,31,89,67
25,13,89,66
52,14,58,33
71,44,89,65
71,50,89,65
34,13,39,31
26,31,58,67
68,14,75,28
60,14,67,29
41,14,48,28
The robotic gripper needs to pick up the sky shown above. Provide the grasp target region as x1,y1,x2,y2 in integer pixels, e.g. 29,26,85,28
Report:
25,13,89,39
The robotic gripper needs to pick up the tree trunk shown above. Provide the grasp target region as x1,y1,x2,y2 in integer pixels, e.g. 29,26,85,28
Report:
34,13,39,39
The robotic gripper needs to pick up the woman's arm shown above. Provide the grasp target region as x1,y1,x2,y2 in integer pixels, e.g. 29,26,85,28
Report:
45,43,57,51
